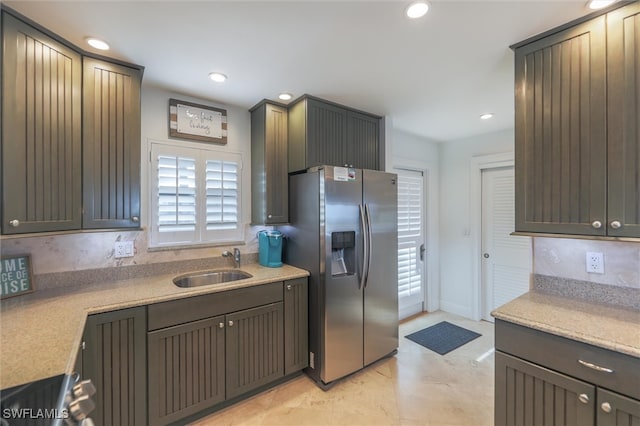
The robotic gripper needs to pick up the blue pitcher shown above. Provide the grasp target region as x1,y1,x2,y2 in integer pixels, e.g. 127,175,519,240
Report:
257,230,283,267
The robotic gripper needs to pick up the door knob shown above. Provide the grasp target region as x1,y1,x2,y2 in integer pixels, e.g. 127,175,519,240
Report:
483,253,490,259
420,244,426,261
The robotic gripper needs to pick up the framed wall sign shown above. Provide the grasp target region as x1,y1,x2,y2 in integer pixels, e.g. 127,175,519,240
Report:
169,98,228,144
0,254,34,300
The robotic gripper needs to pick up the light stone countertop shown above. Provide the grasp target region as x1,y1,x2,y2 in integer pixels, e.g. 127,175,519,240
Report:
0,263,309,390
491,291,640,359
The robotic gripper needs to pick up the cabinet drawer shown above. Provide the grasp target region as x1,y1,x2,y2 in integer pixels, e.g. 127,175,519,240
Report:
148,282,283,331
495,320,640,400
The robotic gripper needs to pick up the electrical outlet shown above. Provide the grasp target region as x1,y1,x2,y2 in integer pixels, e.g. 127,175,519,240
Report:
115,241,135,258
586,252,604,274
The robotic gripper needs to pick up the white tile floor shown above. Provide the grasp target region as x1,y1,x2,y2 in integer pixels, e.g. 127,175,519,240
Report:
191,311,495,426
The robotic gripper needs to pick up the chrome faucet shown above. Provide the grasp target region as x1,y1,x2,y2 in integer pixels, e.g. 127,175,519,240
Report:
233,248,241,268
222,248,241,268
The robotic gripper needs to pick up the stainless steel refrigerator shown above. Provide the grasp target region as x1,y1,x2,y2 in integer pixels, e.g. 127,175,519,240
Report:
283,166,398,387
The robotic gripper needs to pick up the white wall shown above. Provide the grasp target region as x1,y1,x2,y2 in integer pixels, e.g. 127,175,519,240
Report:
389,128,441,313
0,84,259,275
438,128,514,318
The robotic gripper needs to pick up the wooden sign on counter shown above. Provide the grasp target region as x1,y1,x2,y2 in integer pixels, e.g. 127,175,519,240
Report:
0,254,34,299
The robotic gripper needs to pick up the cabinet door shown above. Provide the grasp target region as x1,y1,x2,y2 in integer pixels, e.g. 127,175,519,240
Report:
495,351,595,426
83,58,142,229
514,16,607,236
284,278,308,375
597,388,640,426
147,316,226,426
83,306,147,426
306,98,348,168
226,302,284,399
2,13,82,234
607,2,640,238
251,102,288,224
347,111,380,170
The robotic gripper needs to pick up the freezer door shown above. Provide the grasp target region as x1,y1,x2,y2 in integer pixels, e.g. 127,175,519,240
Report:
363,170,399,365
321,167,365,383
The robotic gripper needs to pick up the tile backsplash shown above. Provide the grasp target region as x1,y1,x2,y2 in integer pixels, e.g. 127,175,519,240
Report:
0,225,262,275
534,237,640,289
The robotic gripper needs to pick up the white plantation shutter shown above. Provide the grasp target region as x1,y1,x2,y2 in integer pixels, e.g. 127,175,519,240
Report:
150,142,243,247
157,155,196,232
396,170,424,306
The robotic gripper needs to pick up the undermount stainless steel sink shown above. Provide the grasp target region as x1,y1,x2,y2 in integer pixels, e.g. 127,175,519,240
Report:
173,269,253,288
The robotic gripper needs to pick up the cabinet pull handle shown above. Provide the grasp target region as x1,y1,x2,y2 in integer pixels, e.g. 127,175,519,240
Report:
591,220,602,229
578,359,614,373
601,402,612,413
287,284,292,291
578,394,590,404
228,320,234,327
610,220,622,229
218,322,224,329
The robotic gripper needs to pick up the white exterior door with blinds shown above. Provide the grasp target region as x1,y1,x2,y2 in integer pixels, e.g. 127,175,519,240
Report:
396,168,425,319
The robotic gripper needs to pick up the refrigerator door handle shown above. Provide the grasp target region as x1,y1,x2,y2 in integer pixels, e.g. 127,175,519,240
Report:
359,204,368,290
364,203,373,288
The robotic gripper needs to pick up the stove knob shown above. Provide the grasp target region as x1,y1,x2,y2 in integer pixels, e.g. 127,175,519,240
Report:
73,379,96,398
69,395,95,421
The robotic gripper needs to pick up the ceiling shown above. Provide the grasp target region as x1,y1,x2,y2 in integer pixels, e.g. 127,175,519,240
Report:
5,1,595,142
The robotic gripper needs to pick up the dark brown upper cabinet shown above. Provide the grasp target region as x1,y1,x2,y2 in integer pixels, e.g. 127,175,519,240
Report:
288,95,384,172
250,101,289,225
2,12,83,234
513,2,640,238
83,58,142,229
606,2,640,238
1,8,143,234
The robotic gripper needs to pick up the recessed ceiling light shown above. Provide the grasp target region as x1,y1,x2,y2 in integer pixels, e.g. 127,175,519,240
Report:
480,113,494,120
86,38,109,51
587,0,616,9
406,1,429,19
278,93,293,101
208,72,227,83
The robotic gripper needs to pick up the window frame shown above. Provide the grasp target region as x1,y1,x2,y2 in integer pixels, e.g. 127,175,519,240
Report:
149,141,244,248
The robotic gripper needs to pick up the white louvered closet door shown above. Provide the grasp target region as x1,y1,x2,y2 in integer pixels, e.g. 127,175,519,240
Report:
396,169,425,316
481,167,531,321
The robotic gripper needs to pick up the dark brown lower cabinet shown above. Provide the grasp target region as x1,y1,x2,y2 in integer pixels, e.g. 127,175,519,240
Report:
147,316,226,426
82,306,147,426
146,278,308,425
495,320,640,426
226,303,284,399
284,277,309,374
495,351,595,425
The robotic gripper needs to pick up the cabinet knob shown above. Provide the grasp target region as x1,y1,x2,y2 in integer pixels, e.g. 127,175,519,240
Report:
287,284,292,291
610,220,622,229
228,320,234,327
219,322,224,329
268,214,273,219
9,219,20,227
578,393,590,404
601,402,612,413
591,220,602,229
132,216,139,223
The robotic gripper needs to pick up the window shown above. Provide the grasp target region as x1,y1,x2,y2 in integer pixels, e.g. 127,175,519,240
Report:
150,142,243,247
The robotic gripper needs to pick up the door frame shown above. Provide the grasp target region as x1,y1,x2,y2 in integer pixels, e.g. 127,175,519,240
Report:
469,152,514,321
